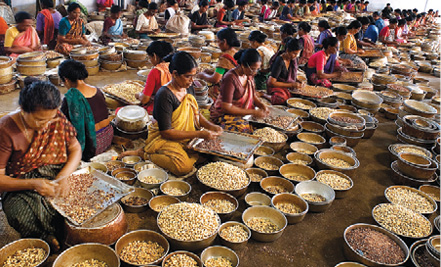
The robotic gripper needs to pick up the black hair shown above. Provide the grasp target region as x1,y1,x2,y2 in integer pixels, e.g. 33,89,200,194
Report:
285,38,303,52
398,19,406,26
298,22,312,33
217,28,241,47
148,2,158,10
309,6,315,11
322,36,339,49
333,26,348,36
41,0,54,8
365,1,369,3
299,0,307,4
389,18,398,24
24,76,40,88
272,1,279,8
428,9,433,12
280,23,296,35
111,5,121,13
367,15,374,24
394,8,401,13
67,2,81,13
413,8,418,12
19,81,61,113
147,41,174,62
307,0,314,4
15,11,32,23
237,0,247,6
167,0,177,6
224,0,235,9
421,12,427,16
58,59,88,83
139,0,149,8
169,51,198,75
372,11,379,17
287,0,295,4
347,20,362,29
358,16,370,25
416,14,422,19
199,0,209,6
318,20,331,29
261,0,268,4
248,30,267,43
326,5,333,11
405,16,413,22
234,49,261,65
279,0,286,4
355,1,360,4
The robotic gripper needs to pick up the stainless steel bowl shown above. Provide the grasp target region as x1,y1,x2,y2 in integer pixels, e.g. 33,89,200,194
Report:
419,185,440,202
314,149,360,177
254,145,275,156
160,180,191,201
115,230,169,266
245,168,268,183
120,187,153,213
244,192,272,207
161,251,202,267
260,176,295,196
315,170,353,198
295,181,335,213
0,239,50,267
254,156,284,176
53,243,119,267
242,206,287,242
137,168,168,189
384,185,437,215
290,142,318,156
286,152,313,166
334,262,368,267
148,195,180,213
121,155,142,167
279,163,316,183
390,160,438,187
297,132,327,149
200,246,239,267
200,191,239,222
271,193,308,224
87,162,108,173
217,221,251,250
111,168,137,185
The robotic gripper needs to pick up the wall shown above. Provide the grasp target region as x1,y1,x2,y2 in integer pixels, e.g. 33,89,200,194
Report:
367,0,440,12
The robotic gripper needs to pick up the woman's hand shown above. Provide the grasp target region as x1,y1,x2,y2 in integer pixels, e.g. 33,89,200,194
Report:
253,108,268,119
199,129,221,140
358,49,365,54
119,148,144,159
54,177,70,198
32,179,57,197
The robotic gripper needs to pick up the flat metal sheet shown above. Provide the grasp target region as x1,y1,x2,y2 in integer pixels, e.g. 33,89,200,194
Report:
189,131,263,163
245,106,299,131
49,168,134,226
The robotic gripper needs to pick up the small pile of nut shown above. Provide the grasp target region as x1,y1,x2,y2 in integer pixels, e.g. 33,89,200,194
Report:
249,173,264,182
385,187,434,213
373,204,432,238
289,101,315,110
275,202,303,214
394,146,428,157
286,174,310,182
295,148,315,154
253,127,286,143
301,193,326,203
265,185,289,194
203,199,236,213
205,257,233,267
255,147,271,156
255,116,294,129
197,162,249,190
321,157,352,168
117,173,134,180
255,162,279,170
120,241,165,265
162,187,186,196
102,81,144,104
289,159,309,165
139,175,162,184
164,254,198,267
309,107,336,120
246,218,280,233
158,203,220,241
122,196,149,206
3,248,46,267
105,161,123,172
316,173,352,190
219,225,249,242
70,259,109,267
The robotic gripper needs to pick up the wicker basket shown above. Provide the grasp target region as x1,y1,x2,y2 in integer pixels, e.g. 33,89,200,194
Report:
0,79,17,95
16,64,47,76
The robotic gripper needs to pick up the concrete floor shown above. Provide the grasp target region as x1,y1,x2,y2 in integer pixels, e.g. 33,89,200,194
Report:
0,70,439,266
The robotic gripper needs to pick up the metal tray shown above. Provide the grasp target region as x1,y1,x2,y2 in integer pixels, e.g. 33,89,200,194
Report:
49,168,134,226
188,131,263,163
102,80,144,105
290,85,334,99
330,71,364,84
357,49,384,58
245,106,299,131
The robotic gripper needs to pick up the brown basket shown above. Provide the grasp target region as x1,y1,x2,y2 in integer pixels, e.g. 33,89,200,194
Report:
16,64,46,76
0,79,17,95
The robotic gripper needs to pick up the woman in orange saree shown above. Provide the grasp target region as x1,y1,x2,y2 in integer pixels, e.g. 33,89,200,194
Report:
4,12,40,58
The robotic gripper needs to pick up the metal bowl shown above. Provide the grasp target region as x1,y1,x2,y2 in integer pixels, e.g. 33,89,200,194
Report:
254,146,275,156
149,195,180,213
134,161,158,172
300,121,325,134
111,168,137,185
409,239,429,267
161,251,202,267
137,168,168,189
328,112,365,129
200,191,239,222
329,136,347,147
121,155,142,167
426,236,441,259
200,246,239,267
244,192,272,207
315,170,353,199
390,160,438,187
403,99,437,118
324,124,364,148
331,145,357,157
285,152,313,166
384,185,437,215
242,206,287,242
160,180,191,201
343,223,410,267
388,144,432,162
279,163,316,183
295,181,335,213
254,156,284,176
419,185,440,202
396,152,438,180
260,176,295,196
398,152,432,167
434,216,440,233
314,149,360,176
105,160,126,173
53,243,119,267
297,132,326,149
0,239,49,267
88,162,108,173
326,122,365,138
261,132,288,153
287,98,317,111
271,193,308,224
115,230,169,266
286,108,309,120
334,262,368,267
290,142,318,156
120,188,153,213
217,221,251,250
245,168,268,183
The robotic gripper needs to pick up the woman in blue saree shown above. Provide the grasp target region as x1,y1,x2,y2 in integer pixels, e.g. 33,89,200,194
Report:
101,5,125,45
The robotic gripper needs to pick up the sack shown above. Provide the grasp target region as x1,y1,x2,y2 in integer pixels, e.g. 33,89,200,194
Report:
165,12,190,34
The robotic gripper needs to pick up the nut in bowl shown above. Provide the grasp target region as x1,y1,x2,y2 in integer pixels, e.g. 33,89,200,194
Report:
111,167,137,185
137,168,168,189
200,191,239,221
245,168,268,183
295,181,335,213
0,239,50,267
280,163,316,183
53,243,119,267
120,187,153,213
121,155,142,167
254,156,284,176
162,251,203,267
315,170,353,198
260,176,295,195
271,193,308,224
384,185,437,215
254,145,275,156
149,195,180,213
297,132,327,149
244,192,272,207
290,142,318,156
160,180,191,201
314,149,359,176
242,206,287,242
200,246,239,267
218,221,251,250
285,152,313,166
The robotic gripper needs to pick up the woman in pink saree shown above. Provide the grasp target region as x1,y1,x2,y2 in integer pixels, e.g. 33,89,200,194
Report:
4,12,40,58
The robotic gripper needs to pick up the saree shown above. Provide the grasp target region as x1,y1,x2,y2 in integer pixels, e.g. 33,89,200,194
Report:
254,45,274,91
209,53,238,99
144,94,199,175
108,18,123,36
144,63,172,114
55,18,84,55
306,53,337,88
267,57,298,105
64,88,97,161
40,9,55,45
2,112,76,241
9,27,40,58
299,34,314,65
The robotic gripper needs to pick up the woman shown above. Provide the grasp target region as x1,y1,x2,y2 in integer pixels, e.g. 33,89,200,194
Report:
101,5,124,45
122,52,223,176
297,22,314,65
4,11,40,58
97,0,114,12
267,38,304,105
306,37,347,87
216,0,236,27
136,41,173,114
197,28,239,97
315,20,332,51
165,0,179,22
341,20,365,54
248,30,274,91
190,0,212,32
211,49,269,133
136,0,150,16
59,60,113,161
55,2,90,56
277,23,296,52
364,16,379,43
379,18,398,46
135,3,160,39
0,16,8,56
0,81,82,251
36,0,62,50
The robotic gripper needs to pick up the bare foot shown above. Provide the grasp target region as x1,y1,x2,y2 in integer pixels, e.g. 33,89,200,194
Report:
46,235,60,253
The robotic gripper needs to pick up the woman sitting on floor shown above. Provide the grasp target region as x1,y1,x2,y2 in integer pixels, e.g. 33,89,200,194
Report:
100,5,125,45
211,49,269,133
248,30,275,91
4,11,41,58
121,52,223,176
